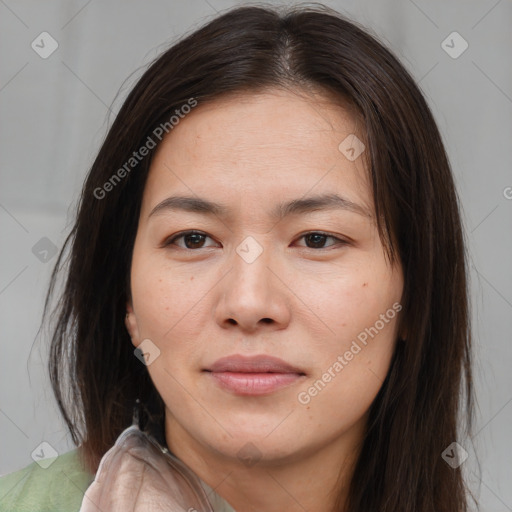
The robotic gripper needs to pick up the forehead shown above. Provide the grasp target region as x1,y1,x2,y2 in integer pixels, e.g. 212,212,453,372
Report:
159,88,363,158
142,88,372,218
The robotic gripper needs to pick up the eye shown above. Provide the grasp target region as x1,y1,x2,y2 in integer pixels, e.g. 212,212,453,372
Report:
163,230,218,250
162,230,348,251
295,231,348,250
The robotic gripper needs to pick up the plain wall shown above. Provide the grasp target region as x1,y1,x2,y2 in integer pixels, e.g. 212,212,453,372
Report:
1,1,511,510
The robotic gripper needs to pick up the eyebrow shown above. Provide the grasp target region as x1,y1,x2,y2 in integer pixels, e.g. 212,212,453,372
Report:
148,193,372,220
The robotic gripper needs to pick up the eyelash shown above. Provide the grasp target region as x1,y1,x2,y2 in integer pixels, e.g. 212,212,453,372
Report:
162,230,349,251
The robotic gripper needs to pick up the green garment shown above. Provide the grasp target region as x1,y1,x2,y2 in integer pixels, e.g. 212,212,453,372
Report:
0,449,236,512
0,449,94,512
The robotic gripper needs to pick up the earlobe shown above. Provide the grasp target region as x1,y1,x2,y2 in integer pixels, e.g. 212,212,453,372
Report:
125,303,140,347
398,324,408,342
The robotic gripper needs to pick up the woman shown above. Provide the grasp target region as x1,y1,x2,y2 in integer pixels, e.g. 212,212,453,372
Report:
0,4,475,511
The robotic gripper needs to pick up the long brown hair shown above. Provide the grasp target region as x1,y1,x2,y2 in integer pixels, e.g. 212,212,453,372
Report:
46,4,475,511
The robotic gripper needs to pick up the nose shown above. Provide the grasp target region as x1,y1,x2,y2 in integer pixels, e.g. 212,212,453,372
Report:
214,243,291,333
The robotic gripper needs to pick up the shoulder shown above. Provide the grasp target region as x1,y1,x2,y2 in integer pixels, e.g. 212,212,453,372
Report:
0,448,95,512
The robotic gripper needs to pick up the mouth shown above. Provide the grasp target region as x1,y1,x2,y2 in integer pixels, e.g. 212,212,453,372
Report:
203,354,307,396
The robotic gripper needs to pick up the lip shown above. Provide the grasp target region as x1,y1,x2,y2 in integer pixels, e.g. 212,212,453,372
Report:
204,354,306,396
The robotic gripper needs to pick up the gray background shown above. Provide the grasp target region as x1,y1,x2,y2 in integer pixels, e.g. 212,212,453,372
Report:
0,0,511,510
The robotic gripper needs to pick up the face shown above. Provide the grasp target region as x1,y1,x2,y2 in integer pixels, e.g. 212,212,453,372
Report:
126,89,403,470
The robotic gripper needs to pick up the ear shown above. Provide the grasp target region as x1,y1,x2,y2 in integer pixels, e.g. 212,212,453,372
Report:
125,302,141,348
398,320,408,342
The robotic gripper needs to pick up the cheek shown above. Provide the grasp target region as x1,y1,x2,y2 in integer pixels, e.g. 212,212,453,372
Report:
130,253,218,370
131,249,190,327
300,260,401,397
304,260,400,342
294,289,399,437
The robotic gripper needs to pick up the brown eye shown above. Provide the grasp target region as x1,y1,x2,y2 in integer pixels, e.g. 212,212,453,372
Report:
164,231,217,250
298,232,347,249
163,231,347,251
